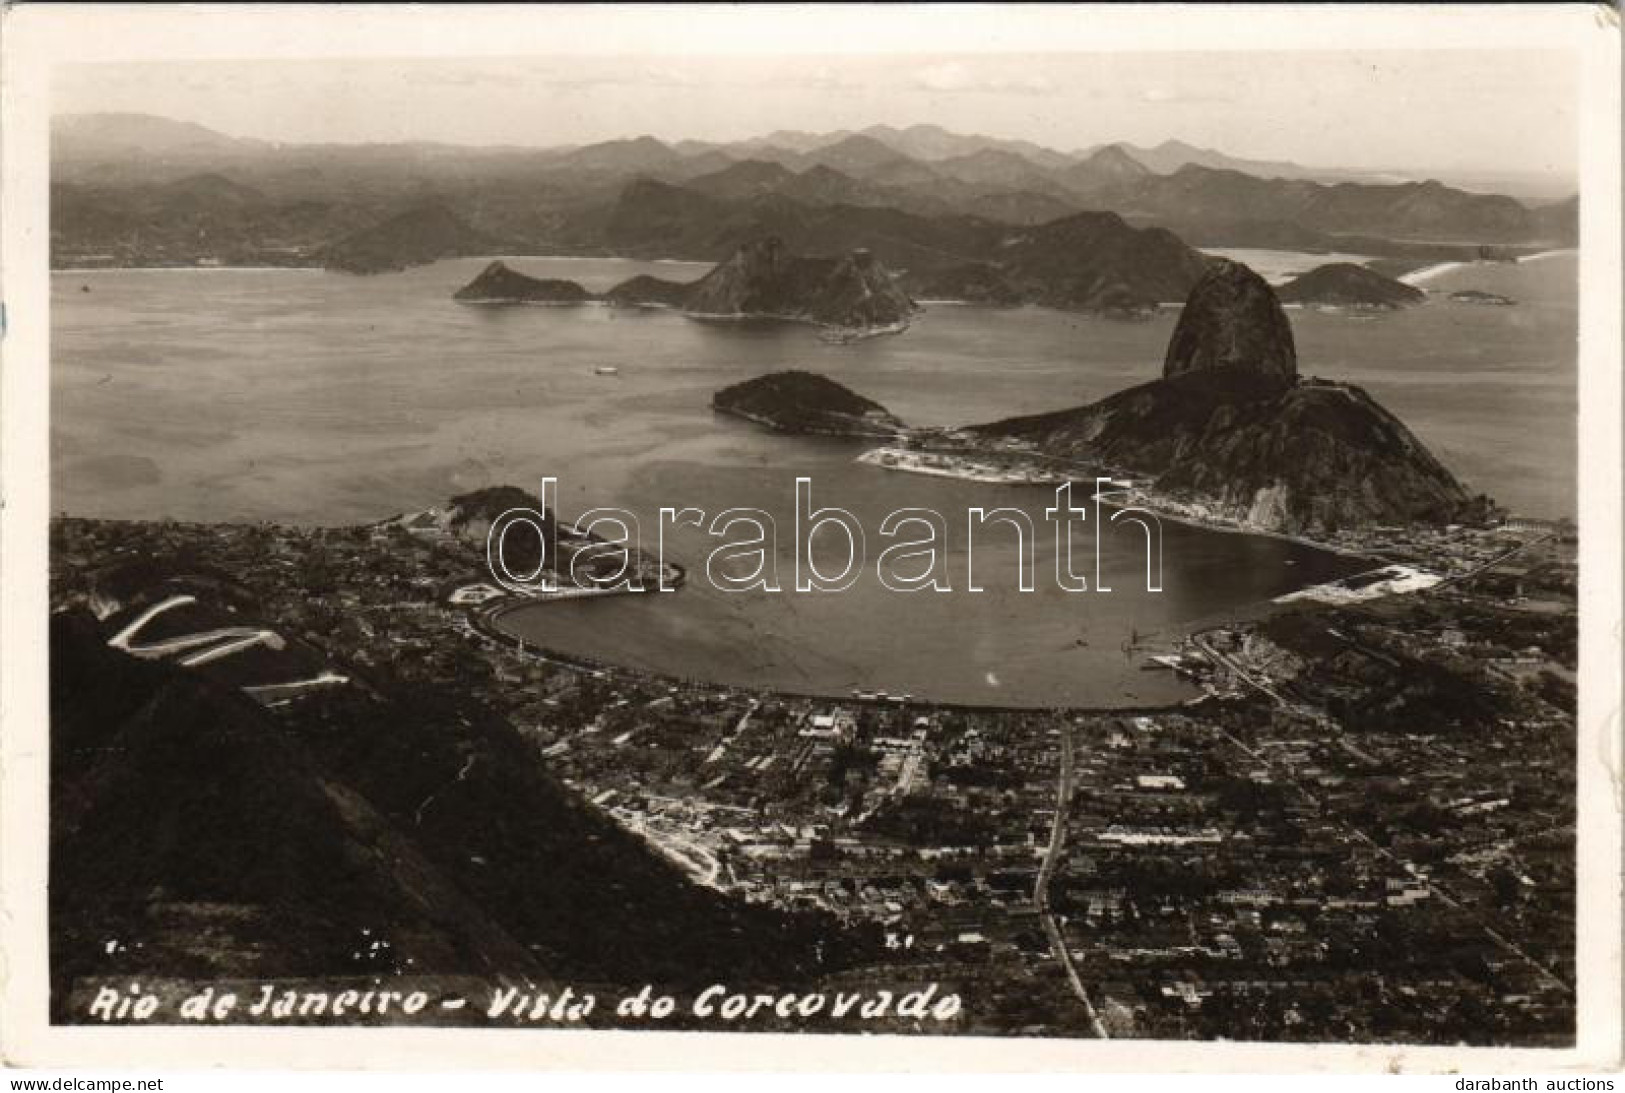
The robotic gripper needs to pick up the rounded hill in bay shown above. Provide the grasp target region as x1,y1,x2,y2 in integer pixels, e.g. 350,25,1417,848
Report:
603,273,696,309
713,370,903,437
1277,262,1426,309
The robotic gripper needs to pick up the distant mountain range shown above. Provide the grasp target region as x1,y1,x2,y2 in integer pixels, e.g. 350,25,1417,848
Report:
449,210,1215,324
51,113,1578,274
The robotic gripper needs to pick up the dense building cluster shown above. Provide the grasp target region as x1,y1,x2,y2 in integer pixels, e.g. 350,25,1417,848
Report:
49,511,1576,1043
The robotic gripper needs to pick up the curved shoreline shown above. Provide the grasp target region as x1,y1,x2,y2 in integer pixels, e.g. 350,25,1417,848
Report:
473,596,1197,716
858,445,1384,564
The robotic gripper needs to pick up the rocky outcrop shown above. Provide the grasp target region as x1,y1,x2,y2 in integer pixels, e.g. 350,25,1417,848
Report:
452,261,593,304
807,249,919,330
1277,262,1425,309
1448,289,1517,306
712,371,903,437
684,238,917,331
1163,259,1297,383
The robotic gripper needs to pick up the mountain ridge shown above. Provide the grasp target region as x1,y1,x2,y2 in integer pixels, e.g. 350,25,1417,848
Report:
52,113,1577,272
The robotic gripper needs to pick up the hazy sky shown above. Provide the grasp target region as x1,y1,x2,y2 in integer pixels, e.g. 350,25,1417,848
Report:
55,50,1577,177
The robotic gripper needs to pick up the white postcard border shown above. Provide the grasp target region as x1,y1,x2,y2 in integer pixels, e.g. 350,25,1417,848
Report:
2,3,1619,1073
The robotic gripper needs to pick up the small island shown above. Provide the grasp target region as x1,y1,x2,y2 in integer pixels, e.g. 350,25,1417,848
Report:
1449,289,1518,306
1276,262,1426,310
453,261,594,304
712,370,904,438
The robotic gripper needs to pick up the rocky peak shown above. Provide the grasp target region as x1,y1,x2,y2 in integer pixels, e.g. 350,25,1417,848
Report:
1162,259,1297,383
684,237,914,332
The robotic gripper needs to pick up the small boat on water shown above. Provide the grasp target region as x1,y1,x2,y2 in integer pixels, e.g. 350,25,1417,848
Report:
594,365,620,376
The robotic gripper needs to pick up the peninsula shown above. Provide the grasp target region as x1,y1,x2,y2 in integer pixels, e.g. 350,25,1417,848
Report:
867,259,1497,540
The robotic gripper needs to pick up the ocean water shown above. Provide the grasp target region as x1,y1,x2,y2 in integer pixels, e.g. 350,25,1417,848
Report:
50,251,1577,705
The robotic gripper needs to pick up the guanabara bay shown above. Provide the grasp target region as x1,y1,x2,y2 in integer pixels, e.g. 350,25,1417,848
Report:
45,43,1581,1051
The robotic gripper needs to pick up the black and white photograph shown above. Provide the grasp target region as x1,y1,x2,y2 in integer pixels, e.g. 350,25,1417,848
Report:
0,2,1619,1077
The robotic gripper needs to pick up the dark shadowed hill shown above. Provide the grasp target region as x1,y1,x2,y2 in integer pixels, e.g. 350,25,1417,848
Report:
990,212,1214,313
48,611,541,1010
49,579,873,1019
896,212,1214,315
907,262,1025,306
323,203,508,274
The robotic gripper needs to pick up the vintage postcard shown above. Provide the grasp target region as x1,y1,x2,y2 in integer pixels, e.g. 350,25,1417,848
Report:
1,2,1619,1075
